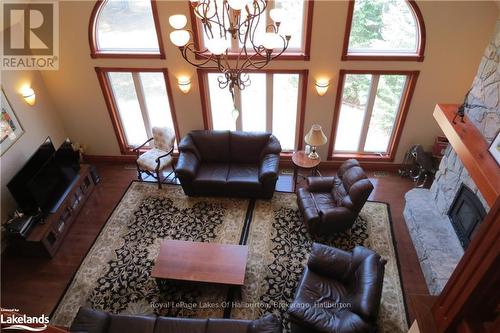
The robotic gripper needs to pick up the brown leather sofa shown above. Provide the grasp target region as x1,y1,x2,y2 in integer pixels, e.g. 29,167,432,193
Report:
69,307,282,333
175,130,281,199
288,243,386,333
297,159,373,235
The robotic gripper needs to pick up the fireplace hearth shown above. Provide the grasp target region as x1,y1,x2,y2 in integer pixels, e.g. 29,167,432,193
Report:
448,184,486,249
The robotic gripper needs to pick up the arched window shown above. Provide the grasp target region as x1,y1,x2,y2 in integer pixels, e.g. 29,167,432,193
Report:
89,0,165,58
342,0,425,61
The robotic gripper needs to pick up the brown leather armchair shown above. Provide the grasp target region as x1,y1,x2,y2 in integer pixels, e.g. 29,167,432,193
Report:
288,243,386,333
297,159,373,235
175,130,281,199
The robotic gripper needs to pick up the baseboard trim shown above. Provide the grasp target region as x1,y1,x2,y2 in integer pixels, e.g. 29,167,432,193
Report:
83,154,137,164
84,155,402,172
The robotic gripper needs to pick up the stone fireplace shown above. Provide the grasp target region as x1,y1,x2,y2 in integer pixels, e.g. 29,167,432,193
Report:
404,20,499,295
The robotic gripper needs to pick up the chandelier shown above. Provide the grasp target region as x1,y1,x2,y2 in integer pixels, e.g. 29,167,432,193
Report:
168,0,291,104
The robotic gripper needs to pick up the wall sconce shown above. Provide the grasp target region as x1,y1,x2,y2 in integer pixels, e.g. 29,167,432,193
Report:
315,78,330,96
21,86,36,105
177,76,191,94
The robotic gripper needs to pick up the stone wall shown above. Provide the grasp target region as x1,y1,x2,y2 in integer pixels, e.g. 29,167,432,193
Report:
430,20,500,215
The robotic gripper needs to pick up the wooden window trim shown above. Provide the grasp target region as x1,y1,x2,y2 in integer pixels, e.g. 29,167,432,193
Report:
95,67,180,155
198,68,308,152
89,0,166,59
189,0,314,61
341,0,426,62
327,69,419,162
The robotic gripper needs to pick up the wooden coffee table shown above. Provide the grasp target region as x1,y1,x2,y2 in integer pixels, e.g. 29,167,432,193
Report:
151,239,249,287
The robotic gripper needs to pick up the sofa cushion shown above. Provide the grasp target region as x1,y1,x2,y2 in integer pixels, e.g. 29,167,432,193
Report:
226,164,262,192
192,163,229,191
69,307,110,333
108,314,156,333
230,131,271,163
190,130,230,163
206,318,249,333
154,317,207,333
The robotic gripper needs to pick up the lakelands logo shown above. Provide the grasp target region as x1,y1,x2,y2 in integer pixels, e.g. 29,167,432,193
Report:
1,0,59,70
1,308,49,331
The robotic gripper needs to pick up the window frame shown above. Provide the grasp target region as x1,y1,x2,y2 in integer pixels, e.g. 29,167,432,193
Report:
89,0,166,59
189,0,315,61
95,67,180,154
327,69,419,162
341,0,426,62
198,68,308,152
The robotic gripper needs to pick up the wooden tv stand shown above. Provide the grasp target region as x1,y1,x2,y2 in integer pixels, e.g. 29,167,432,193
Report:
10,164,97,257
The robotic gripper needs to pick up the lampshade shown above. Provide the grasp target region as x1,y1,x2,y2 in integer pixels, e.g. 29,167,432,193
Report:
206,38,228,55
262,33,281,50
21,86,35,106
169,15,187,29
315,78,330,96
304,125,327,146
228,0,247,10
270,8,285,23
170,30,190,47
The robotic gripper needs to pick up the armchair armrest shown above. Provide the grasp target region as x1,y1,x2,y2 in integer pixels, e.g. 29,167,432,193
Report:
133,138,153,152
178,135,201,160
260,135,282,158
155,146,174,164
307,242,353,281
259,154,279,182
306,177,336,192
175,151,199,180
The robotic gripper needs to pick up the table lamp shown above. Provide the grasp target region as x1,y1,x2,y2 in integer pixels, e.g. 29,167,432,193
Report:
304,125,328,159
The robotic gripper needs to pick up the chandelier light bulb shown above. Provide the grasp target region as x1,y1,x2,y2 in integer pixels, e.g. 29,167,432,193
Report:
170,30,190,47
169,15,187,29
228,0,247,11
269,8,285,23
206,38,228,55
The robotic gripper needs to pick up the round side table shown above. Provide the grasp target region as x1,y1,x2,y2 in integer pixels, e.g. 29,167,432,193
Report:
292,151,321,191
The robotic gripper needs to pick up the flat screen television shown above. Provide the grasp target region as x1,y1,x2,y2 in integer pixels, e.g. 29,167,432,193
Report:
7,137,79,214
7,137,56,214
27,158,74,213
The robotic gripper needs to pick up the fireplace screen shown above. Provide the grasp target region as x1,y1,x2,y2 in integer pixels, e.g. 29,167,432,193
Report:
448,184,486,249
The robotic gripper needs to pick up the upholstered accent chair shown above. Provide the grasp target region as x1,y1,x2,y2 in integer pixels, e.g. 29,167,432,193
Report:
288,243,386,333
297,159,373,235
134,127,176,189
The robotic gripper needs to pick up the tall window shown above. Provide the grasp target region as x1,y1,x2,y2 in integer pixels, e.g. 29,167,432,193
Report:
193,0,314,59
329,70,419,161
342,0,425,61
96,68,179,153
200,70,307,151
90,0,165,58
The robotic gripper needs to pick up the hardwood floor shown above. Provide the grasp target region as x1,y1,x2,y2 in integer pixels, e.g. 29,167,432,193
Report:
1,163,428,324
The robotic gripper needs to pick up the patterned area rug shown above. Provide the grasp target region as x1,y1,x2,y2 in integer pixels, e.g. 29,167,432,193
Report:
232,192,408,333
51,182,249,326
52,183,407,333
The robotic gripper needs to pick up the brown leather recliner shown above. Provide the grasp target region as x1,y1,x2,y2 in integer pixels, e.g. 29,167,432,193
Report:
175,130,281,199
70,307,282,333
288,243,386,333
297,159,373,235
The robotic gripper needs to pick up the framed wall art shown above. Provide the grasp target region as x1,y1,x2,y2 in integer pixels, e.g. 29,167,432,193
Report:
1,89,24,155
